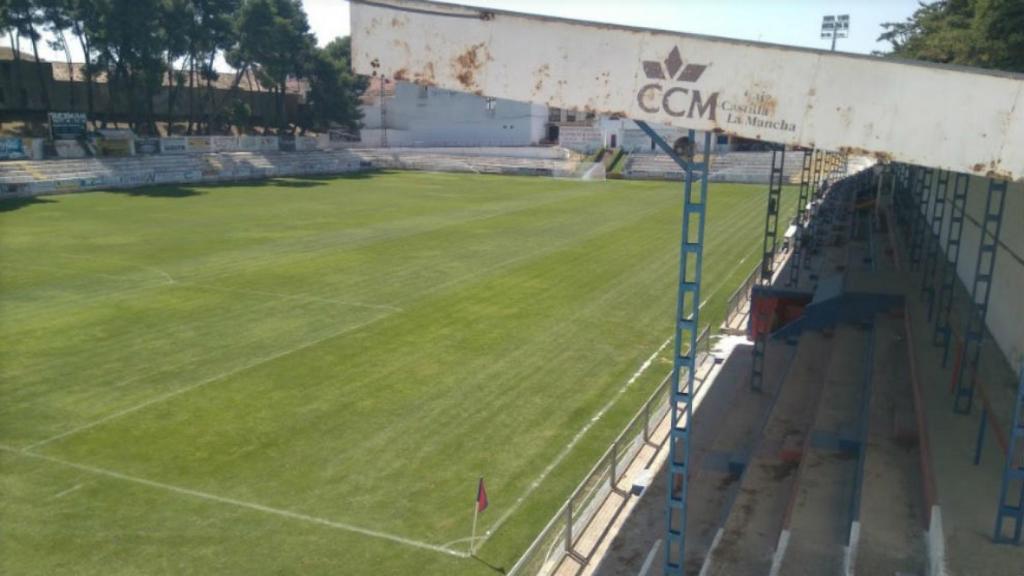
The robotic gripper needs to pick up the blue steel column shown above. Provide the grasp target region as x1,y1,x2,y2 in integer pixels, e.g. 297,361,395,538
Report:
933,173,969,365
812,150,825,202
953,178,1007,414
634,122,710,575
910,168,934,270
789,149,813,287
759,146,786,284
994,362,1024,544
751,146,786,392
921,170,949,320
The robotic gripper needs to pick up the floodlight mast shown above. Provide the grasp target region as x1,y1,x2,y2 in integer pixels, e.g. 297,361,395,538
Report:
821,14,850,52
349,0,1024,182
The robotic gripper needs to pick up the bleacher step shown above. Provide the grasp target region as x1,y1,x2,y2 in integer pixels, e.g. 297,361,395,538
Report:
704,331,834,576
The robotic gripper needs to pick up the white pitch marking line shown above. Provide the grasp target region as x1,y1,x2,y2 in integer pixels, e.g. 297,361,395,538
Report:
481,333,675,541
0,445,467,558
57,252,177,285
23,312,395,452
51,483,83,500
480,239,758,543
439,535,485,551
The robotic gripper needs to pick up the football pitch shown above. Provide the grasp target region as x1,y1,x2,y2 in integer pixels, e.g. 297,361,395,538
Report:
0,171,795,575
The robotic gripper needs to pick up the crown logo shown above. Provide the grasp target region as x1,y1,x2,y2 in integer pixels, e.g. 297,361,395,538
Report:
642,47,707,83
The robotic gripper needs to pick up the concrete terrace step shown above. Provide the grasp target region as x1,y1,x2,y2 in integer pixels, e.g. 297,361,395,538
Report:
705,331,834,576
777,324,871,576
624,151,804,184
853,313,926,575
1,148,580,197
681,338,797,575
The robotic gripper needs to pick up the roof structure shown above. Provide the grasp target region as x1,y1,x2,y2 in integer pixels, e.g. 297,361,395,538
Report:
349,0,1024,182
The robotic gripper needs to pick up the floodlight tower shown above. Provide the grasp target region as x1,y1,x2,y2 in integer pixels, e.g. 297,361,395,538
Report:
821,14,850,52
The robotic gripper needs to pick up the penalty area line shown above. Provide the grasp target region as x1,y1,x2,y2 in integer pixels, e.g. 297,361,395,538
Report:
0,445,468,559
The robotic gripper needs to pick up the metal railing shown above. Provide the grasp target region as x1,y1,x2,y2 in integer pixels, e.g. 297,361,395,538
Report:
508,327,711,576
724,257,763,331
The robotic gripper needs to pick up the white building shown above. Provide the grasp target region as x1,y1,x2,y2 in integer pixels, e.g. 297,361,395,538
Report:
360,80,548,147
359,81,750,154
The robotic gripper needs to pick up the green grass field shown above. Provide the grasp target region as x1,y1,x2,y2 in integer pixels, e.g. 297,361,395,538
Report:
0,171,794,575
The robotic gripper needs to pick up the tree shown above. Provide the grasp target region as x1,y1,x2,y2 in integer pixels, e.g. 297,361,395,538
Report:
89,0,168,131
233,0,315,132
20,0,365,134
878,0,1024,74
0,0,27,109
39,0,76,109
187,0,239,133
299,37,366,133
972,0,1024,72
63,0,103,123
8,0,51,109
161,0,192,132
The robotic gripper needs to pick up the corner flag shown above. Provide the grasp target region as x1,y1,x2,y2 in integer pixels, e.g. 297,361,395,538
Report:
470,477,488,554
476,477,489,512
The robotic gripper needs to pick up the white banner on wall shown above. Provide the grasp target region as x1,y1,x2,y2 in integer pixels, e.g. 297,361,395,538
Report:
558,126,603,153
211,136,240,152
54,140,87,158
161,137,188,153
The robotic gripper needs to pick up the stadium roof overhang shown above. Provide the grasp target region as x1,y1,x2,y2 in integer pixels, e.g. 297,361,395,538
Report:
349,0,1024,182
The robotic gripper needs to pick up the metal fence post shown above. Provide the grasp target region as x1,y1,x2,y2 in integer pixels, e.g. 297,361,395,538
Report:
643,401,651,442
609,440,618,489
564,498,574,553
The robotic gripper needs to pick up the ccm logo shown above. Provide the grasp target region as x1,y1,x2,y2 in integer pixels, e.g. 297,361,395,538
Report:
637,85,719,121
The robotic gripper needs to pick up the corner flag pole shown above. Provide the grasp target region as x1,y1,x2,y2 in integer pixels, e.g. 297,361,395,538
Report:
470,499,480,555
471,477,488,555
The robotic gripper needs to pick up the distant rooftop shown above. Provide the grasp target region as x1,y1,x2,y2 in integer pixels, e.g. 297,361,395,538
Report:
0,48,308,95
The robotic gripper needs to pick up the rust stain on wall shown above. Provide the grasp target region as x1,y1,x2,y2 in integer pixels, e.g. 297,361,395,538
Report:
533,64,551,95
838,146,893,164
414,62,437,86
452,43,491,91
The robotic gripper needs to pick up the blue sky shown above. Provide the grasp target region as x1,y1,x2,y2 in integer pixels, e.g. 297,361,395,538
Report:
17,0,923,65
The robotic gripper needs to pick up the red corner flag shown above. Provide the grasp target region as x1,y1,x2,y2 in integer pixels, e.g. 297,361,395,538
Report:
476,477,489,512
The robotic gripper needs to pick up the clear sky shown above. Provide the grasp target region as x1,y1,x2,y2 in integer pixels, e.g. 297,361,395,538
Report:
12,0,922,66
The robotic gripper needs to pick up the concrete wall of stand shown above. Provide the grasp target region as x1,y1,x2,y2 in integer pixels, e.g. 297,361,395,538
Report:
918,175,1024,368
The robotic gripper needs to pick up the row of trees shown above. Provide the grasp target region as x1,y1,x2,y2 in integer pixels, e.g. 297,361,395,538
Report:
878,0,1023,74
1,0,367,135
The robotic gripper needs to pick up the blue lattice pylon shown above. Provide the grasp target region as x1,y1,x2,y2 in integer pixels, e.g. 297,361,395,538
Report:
933,173,969,366
633,122,711,575
953,178,1007,414
994,362,1024,544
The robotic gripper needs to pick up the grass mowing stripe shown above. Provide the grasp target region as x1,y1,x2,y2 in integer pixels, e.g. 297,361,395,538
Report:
176,182,606,284
22,309,396,451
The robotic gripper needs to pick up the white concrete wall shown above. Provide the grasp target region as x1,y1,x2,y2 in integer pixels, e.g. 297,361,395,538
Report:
919,175,1024,365
360,82,547,147
558,125,602,153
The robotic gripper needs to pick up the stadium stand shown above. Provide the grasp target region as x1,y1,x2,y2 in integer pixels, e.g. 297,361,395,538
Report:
625,151,803,183
0,147,584,197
